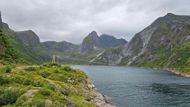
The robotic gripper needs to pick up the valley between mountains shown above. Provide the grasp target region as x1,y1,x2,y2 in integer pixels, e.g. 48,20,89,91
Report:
1,12,189,74
0,11,190,107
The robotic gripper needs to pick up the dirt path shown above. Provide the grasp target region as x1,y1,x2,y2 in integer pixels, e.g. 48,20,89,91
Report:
23,88,39,98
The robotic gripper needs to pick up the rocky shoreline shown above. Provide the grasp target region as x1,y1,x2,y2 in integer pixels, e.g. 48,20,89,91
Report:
151,67,190,78
163,68,190,78
87,83,116,107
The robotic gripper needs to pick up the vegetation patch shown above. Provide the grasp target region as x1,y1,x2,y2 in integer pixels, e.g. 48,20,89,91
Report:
0,63,98,107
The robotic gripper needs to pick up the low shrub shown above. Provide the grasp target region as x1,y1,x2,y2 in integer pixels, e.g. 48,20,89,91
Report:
40,71,51,78
1,66,12,73
63,65,72,71
0,89,22,106
0,76,9,85
39,88,52,96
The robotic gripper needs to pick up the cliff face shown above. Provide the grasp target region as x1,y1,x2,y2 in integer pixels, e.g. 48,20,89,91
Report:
121,13,190,71
80,31,100,53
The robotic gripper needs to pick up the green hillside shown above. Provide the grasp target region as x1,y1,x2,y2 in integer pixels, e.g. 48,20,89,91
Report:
0,29,20,64
0,63,106,107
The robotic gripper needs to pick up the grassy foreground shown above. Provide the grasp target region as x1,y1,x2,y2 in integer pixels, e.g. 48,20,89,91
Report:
0,63,102,107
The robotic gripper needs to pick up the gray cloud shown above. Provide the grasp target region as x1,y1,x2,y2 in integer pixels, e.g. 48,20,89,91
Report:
0,0,190,44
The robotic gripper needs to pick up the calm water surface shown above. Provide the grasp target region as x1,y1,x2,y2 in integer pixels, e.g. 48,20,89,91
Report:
72,65,190,107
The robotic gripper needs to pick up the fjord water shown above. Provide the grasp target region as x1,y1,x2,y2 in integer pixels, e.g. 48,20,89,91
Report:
73,65,190,107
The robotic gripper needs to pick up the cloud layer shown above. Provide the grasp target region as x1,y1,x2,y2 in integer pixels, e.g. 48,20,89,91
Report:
0,0,190,43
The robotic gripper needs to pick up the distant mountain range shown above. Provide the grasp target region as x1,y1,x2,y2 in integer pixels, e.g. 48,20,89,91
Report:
96,13,190,72
0,12,189,72
0,12,127,64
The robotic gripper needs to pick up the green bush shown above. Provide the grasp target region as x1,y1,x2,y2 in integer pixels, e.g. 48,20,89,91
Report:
1,66,12,73
0,89,22,106
39,88,51,96
19,99,46,107
63,65,72,71
40,71,51,78
34,100,46,107
0,76,9,85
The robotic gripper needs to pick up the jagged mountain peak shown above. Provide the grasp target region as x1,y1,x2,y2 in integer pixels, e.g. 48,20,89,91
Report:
89,31,98,36
81,31,127,53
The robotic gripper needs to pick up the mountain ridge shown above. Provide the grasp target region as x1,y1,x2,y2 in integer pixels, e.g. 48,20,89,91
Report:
120,13,190,72
81,31,127,53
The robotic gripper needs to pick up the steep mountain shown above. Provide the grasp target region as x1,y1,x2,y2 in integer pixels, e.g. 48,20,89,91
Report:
121,13,190,72
80,31,100,53
0,13,45,64
16,30,40,47
81,31,127,53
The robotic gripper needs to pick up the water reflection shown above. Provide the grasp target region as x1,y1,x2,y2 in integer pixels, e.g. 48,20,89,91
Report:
151,83,190,106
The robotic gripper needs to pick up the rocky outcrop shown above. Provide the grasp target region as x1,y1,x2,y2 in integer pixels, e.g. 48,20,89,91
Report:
86,82,116,107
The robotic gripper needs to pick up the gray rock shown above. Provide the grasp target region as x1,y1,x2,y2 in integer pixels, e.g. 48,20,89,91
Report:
186,35,190,41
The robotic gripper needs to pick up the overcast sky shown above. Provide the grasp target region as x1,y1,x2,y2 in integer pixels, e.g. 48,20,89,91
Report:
0,0,190,44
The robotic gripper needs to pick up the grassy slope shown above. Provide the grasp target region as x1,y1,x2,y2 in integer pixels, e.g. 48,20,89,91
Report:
0,63,99,107
0,30,21,64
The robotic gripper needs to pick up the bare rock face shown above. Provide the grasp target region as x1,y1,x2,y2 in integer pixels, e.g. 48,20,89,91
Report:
186,35,190,41
80,31,100,53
